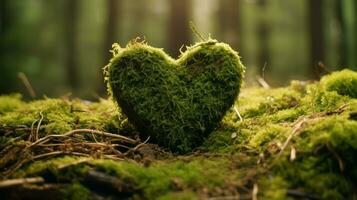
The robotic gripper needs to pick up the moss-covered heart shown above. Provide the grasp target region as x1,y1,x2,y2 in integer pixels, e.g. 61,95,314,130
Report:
105,40,245,153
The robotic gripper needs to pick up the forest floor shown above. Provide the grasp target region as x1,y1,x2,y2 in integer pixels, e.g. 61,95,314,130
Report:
0,70,356,200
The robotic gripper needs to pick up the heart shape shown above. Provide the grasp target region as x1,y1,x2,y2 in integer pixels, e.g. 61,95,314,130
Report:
106,40,245,153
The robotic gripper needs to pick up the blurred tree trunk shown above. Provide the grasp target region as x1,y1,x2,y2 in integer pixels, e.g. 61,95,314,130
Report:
354,1,357,70
0,0,11,93
100,0,120,95
308,0,325,79
168,0,191,57
257,0,270,74
336,0,347,68
218,0,241,50
64,0,79,90
0,0,6,33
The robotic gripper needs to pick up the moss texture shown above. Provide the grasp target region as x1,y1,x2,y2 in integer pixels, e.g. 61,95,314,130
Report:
320,69,357,98
0,69,356,199
106,40,245,153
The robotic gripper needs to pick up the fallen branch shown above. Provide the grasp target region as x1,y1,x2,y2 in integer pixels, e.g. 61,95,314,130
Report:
256,75,270,89
276,117,307,160
287,189,321,199
233,106,243,122
124,136,150,156
0,177,44,188
30,129,137,147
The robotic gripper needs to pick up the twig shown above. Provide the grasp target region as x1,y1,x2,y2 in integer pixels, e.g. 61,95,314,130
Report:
261,62,267,79
29,119,38,142
37,142,122,148
32,151,90,160
256,75,270,89
0,177,44,188
287,189,321,199
124,137,150,156
57,157,92,170
30,129,137,147
18,72,36,98
233,106,243,122
276,117,306,160
290,145,296,161
35,111,44,141
252,183,258,200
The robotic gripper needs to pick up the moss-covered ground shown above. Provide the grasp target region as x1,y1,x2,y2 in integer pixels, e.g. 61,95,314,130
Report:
0,69,356,199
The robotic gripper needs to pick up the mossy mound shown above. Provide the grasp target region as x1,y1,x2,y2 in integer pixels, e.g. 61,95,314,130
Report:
0,69,356,199
106,40,245,153
320,69,357,98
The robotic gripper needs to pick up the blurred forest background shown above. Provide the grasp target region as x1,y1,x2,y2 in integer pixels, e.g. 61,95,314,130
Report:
0,0,356,99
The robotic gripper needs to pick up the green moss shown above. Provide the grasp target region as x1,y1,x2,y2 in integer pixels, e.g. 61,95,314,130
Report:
248,124,288,149
0,98,75,134
0,94,24,114
259,176,291,200
1,69,357,199
0,97,133,139
93,157,235,199
274,156,353,200
271,113,357,199
238,87,302,118
157,191,198,200
61,182,92,200
106,40,245,153
303,83,349,112
267,108,305,123
320,69,357,98
14,156,88,179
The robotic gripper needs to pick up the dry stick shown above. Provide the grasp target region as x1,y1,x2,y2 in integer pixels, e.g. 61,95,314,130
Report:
261,62,267,79
2,157,31,179
0,177,44,188
32,151,90,160
30,129,137,147
124,136,150,156
276,117,307,160
37,142,121,148
287,189,321,199
256,75,270,89
18,72,36,98
252,183,258,200
268,117,307,168
29,119,38,142
132,136,150,151
35,111,44,141
57,157,92,170
102,155,125,161
233,106,243,122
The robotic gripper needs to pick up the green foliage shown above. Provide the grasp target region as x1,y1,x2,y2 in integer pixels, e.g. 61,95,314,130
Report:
258,177,291,200
14,156,89,179
1,69,357,199
156,191,197,200
0,94,24,114
106,40,245,153
0,97,133,140
61,182,92,200
320,69,357,98
93,157,234,199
